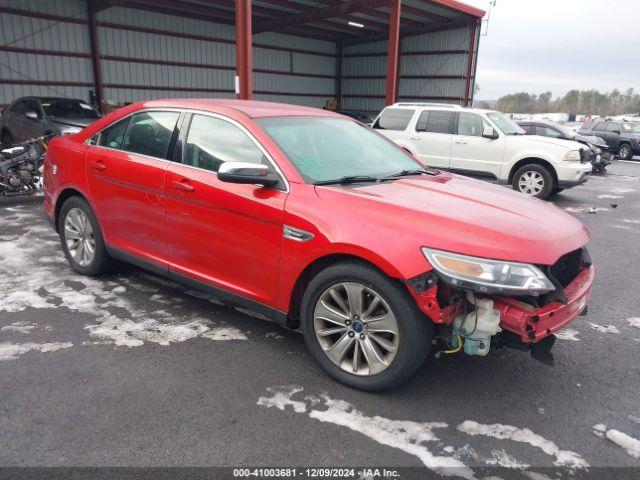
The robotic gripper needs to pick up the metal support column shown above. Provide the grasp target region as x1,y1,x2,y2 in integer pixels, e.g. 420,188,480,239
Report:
335,43,343,107
87,1,104,113
463,20,477,107
235,0,252,100
384,0,401,106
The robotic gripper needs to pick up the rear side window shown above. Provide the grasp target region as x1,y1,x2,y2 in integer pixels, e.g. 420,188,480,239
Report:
593,122,607,132
374,108,414,131
606,123,620,133
98,117,130,149
122,111,180,159
184,114,265,173
418,110,453,134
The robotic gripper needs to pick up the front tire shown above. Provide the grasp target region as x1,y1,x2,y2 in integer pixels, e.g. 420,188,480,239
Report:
300,261,432,391
512,164,554,199
59,196,112,276
617,143,633,160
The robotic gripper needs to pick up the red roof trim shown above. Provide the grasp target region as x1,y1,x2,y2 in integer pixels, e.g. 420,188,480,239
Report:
422,0,485,18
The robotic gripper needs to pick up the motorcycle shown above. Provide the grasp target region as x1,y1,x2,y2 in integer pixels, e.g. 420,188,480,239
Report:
0,135,51,197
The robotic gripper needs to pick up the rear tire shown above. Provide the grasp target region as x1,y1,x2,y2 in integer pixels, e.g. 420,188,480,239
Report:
59,196,112,276
617,143,633,160
300,261,432,391
512,164,554,199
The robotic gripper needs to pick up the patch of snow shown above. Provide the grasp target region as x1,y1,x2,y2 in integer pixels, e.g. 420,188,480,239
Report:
201,326,248,341
564,206,608,214
592,424,607,437
598,194,623,199
1,323,36,334
456,421,588,469
593,425,640,459
257,385,308,413
622,219,640,225
112,286,126,294
266,332,285,340
626,317,640,329
521,472,554,480
0,342,73,361
485,449,529,469
588,323,619,334
310,394,473,479
555,329,580,341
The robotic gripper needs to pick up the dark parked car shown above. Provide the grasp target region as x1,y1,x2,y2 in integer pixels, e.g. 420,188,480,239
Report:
518,119,612,172
578,119,640,160
0,97,100,147
338,110,375,124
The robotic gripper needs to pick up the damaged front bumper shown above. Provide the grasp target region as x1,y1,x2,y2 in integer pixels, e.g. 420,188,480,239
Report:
492,265,594,343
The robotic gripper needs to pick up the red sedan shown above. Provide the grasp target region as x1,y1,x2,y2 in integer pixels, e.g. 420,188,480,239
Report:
43,99,594,391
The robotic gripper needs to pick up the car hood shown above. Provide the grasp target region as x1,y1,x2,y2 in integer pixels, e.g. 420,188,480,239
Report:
515,134,585,151
49,116,96,128
573,134,608,148
314,173,589,266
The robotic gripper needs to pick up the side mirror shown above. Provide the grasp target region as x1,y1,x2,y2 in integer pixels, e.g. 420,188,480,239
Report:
218,162,280,187
482,125,499,139
25,110,40,121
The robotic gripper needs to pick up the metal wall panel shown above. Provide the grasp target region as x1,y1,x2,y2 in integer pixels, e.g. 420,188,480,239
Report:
340,26,473,113
0,0,93,104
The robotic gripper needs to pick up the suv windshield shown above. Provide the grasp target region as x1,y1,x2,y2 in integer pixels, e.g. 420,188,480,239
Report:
41,99,100,119
487,112,526,135
622,122,640,133
256,116,422,184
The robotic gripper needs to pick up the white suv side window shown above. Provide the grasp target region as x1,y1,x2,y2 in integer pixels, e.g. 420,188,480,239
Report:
456,112,489,137
374,108,415,131
416,110,454,134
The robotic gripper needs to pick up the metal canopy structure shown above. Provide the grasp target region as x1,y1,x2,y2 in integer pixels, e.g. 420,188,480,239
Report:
0,0,485,112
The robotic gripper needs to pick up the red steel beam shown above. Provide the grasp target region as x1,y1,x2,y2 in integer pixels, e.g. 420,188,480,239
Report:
87,1,104,113
463,20,477,106
384,0,402,106
235,0,252,100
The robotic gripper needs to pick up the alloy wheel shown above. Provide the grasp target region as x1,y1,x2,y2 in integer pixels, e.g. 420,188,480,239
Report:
619,145,630,159
518,170,544,195
313,282,399,376
64,208,96,267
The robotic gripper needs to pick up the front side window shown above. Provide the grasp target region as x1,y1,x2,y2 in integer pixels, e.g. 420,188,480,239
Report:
184,114,265,173
257,116,421,184
593,122,607,132
373,108,415,131
456,112,488,137
10,101,25,114
98,117,130,150
122,111,180,159
422,110,454,134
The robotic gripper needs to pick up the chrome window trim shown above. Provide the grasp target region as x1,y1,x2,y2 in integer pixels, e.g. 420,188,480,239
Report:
84,107,289,193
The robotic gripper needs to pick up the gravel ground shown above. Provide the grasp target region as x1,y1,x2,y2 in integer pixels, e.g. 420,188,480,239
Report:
1,161,639,479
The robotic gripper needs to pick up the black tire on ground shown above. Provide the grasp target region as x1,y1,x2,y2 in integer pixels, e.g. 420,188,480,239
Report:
1,129,14,148
59,196,112,276
511,163,555,200
617,143,633,160
552,186,564,194
300,261,433,391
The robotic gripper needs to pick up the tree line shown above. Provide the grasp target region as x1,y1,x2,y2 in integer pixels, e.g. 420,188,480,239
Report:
476,89,640,115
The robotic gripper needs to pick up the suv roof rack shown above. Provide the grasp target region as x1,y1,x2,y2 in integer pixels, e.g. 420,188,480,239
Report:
393,102,462,109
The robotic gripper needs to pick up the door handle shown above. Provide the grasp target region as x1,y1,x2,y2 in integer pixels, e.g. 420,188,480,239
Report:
91,161,106,171
454,140,468,145
410,136,421,141
172,180,195,192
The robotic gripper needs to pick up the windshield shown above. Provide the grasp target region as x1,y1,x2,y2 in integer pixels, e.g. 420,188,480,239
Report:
551,122,577,137
487,112,526,135
256,116,422,183
41,99,99,119
622,122,640,133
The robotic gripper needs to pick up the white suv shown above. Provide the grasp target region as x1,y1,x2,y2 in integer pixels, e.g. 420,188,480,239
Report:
373,103,592,199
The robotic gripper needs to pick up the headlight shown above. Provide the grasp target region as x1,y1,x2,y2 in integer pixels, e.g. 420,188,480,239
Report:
563,150,581,161
422,248,555,295
60,126,82,135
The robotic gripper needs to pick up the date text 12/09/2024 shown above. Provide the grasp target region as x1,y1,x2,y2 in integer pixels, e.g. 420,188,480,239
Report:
233,468,402,478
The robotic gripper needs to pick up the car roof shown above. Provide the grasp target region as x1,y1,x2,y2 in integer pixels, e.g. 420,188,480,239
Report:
140,98,341,119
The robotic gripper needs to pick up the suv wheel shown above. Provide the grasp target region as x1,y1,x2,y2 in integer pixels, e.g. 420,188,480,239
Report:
300,261,432,391
512,164,554,199
617,143,632,160
59,196,112,276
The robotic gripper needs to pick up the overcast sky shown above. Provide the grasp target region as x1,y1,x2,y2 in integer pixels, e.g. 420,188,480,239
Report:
462,0,640,100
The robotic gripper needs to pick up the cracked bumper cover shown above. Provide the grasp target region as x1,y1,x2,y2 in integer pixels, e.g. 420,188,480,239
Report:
492,265,594,343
